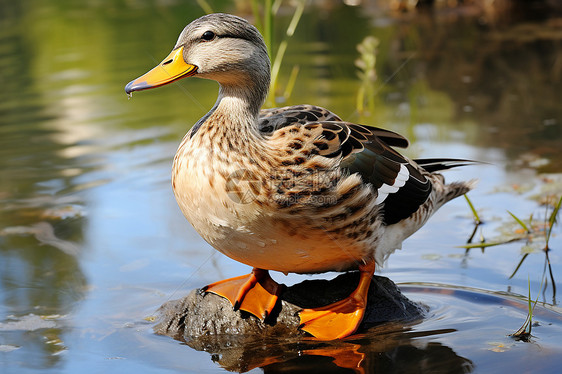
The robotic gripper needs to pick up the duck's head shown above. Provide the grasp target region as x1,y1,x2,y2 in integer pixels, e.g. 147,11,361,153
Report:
125,13,270,102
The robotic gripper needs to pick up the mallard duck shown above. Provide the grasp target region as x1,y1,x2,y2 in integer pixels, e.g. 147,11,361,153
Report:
125,13,475,340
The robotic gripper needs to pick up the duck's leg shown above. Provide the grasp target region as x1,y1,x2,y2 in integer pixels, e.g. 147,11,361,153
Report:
202,268,284,320
298,261,376,340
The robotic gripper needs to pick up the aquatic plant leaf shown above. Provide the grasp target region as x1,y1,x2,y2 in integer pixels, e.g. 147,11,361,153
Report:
524,278,533,336
509,253,529,279
457,238,521,249
509,278,539,341
520,244,541,255
546,196,562,248
508,211,530,233
464,194,481,224
509,312,532,341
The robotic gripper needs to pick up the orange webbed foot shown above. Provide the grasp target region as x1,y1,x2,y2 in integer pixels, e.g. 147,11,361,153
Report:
203,268,284,320
299,293,367,340
298,262,376,340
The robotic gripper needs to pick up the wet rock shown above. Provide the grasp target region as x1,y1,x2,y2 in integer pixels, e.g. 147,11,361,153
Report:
154,273,426,371
155,273,426,342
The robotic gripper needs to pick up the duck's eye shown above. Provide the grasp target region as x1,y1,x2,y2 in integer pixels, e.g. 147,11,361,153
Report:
201,31,215,41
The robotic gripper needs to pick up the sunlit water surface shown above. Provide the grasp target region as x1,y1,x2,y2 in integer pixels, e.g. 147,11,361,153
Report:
1,1,562,373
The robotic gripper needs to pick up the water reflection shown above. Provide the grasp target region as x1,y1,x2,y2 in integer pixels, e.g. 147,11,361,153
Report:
0,0,88,366
412,12,562,170
349,6,562,173
186,323,473,373
183,283,562,373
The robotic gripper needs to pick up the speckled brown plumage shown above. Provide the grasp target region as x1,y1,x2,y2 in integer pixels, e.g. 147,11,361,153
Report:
170,97,474,272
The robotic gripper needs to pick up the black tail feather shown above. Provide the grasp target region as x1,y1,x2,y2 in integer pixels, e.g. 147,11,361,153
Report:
413,158,483,173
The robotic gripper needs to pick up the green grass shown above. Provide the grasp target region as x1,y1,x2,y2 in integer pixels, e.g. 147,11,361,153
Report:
264,0,305,107
464,194,481,225
509,277,540,342
545,196,562,250
462,194,560,341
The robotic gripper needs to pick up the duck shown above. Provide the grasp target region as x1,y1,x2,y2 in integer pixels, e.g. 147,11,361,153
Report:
125,13,475,340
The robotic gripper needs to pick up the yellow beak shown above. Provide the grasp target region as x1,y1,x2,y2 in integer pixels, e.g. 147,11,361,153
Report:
125,46,197,94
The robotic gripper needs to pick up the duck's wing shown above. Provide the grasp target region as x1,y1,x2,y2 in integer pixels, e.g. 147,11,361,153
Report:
311,121,432,225
259,105,342,134
263,106,433,225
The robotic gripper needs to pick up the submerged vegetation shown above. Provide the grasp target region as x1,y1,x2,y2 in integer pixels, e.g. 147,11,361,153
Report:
462,192,560,275
461,193,560,290
462,190,561,338
510,278,541,342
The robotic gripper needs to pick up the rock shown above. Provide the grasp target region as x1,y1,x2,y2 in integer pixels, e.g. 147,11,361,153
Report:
154,273,427,371
155,273,426,346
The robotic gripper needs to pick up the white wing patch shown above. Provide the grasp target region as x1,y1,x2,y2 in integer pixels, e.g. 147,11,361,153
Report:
374,164,409,205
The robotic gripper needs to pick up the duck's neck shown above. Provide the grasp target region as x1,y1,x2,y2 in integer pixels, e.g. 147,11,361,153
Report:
190,81,267,141
219,79,267,117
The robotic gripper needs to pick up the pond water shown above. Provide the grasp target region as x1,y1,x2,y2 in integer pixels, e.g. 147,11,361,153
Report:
1,1,562,373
